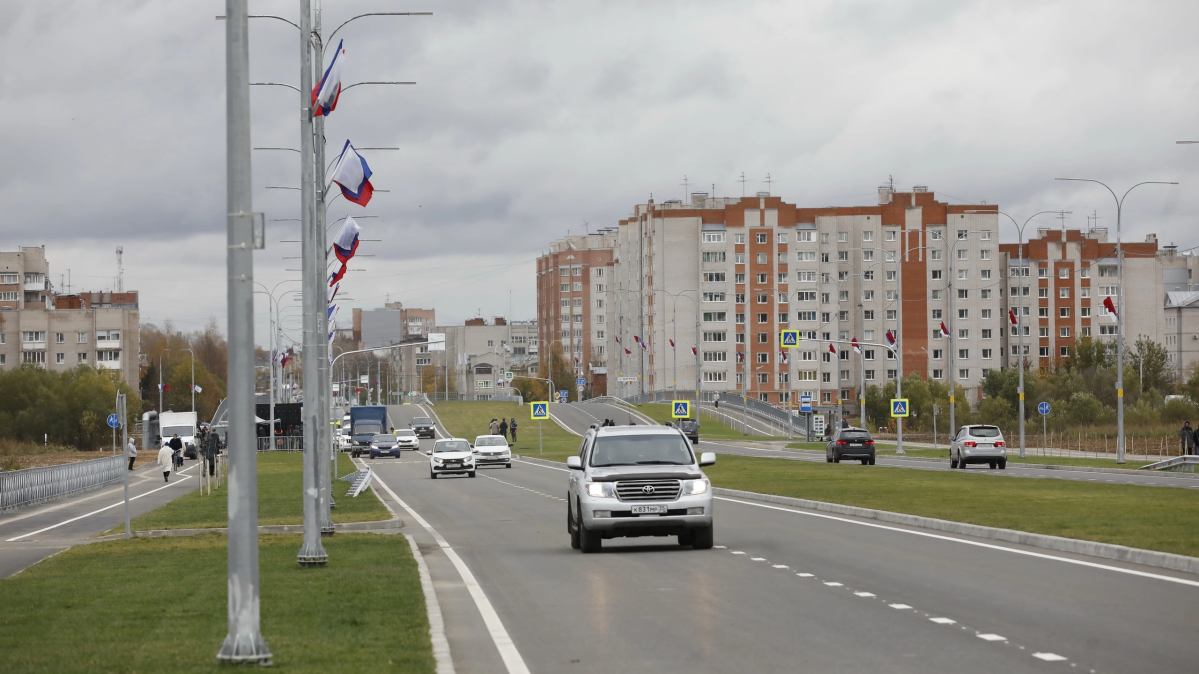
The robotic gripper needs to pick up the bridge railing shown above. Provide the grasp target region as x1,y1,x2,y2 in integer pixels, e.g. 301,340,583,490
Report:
0,455,126,511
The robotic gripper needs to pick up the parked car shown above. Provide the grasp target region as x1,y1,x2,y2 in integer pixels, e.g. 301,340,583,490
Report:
950,425,1007,469
411,417,437,439
676,419,700,444
566,424,716,553
394,428,420,451
429,438,475,478
826,427,876,465
337,427,352,451
472,435,512,468
369,434,400,459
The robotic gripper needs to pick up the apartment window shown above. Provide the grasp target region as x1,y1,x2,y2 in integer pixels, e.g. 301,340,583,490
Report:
595,284,605,292
755,253,768,264
734,233,746,244
735,274,746,284
821,273,831,284
77,353,87,363
862,250,874,262
595,268,604,277
885,230,897,241
735,293,746,304
931,249,942,260
980,289,992,300
734,253,746,264
1059,307,1070,318
980,309,991,320
756,352,769,364
756,233,768,244
21,331,46,343
573,315,582,323
1039,267,1049,278
702,251,726,263
821,253,830,263
1082,327,1092,336
0,273,16,284
703,292,727,302
573,267,583,276
861,369,875,381
778,273,788,284
959,349,969,359
735,313,745,324
757,313,769,324
756,293,769,304
838,311,850,322
932,369,944,379
797,291,817,302
931,270,942,280
822,373,832,383
838,271,849,282
840,370,850,381
23,351,46,364
703,272,727,283
1060,327,1070,338
573,298,582,307
778,292,789,304
1080,268,1090,278
982,328,993,339
1099,286,1117,297
1059,267,1070,279
755,274,766,284
703,331,727,342
957,269,968,280
54,352,64,364
796,250,816,262
97,350,120,363
863,349,875,361
980,269,991,280
862,290,875,301
930,230,944,241
703,232,726,243
837,232,848,243
797,231,814,242
796,369,817,382
596,331,605,339
778,313,789,323
736,333,746,343
886,310,896,320
957,289,968,300
1100,325,1118,335
1040,327,1050,337
958,329,969,339
703,351,727,363
757,333,769,344
863,310,875,320
886,270,896,282
797,271,817,282
957,249,968,261
1059,288,1070,299
837,251,848,262
596,299,605,308
572,282,582,291
797,311,817,321
1038,288,1048,298
560,283,569,292
1039,346,1050,357
932,309,943,320
933,349,944,359
52,332,64,344
1080,287,1090,298
980,249,991,261
863,270,874,281
958,309,968,319
703,371,727,383
1081,307,1091,317
958,368,970,380
0,291,16,301
776,232,788,244
703,312,728,323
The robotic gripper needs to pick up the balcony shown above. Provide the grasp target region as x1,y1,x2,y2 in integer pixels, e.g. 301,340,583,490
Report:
21,340,46,350
97,359,122,370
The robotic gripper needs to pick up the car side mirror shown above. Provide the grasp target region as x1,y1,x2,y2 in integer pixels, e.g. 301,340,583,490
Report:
947,434,955,441
509,443,514,448
566,456,582,470
699,452,716,467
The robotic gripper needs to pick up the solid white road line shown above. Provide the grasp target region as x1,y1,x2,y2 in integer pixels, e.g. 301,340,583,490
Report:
713,496,1199,588
369,470,531,674
6,465,197,542
405,533,456,674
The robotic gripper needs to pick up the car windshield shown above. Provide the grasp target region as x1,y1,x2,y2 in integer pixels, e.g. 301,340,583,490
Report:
373,435,396,442
590,434,694,467
413,418,432,425
969,426,1002,438
475,436,507,446
434,441,470,453
839,431,871,440
679,420,698,430
354,423,382,435
396,430,416,438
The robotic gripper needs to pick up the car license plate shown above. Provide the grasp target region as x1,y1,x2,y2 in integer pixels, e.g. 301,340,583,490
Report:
979,443,991,448
631,505,667,515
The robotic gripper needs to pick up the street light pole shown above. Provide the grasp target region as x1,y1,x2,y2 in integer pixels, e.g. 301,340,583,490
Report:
217,0,270,662
1055,178,1177,463
182,348,195,412
313,5,335,538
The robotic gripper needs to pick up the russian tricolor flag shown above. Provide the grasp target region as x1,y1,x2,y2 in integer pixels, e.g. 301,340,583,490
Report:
312,40,346,117
1103,296,1118,321
330,140,374,206
885,329,896,347
333,217,361,264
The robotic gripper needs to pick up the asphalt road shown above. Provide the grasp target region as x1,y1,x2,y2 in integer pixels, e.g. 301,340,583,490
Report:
537,401,1199,490
371,403,1199,674
0,458,203,577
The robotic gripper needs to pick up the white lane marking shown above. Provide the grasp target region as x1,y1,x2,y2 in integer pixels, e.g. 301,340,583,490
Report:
824,581,843,587
772,564,789,569
976,633,1007,642
546,411,583,437
714,496,1199,588
481,475,566,502
750,557,766,561
854,591,876,597
889,603,912,610
797,573,814,577
731,550,746,555
930,617,956,625
1032,652,1068,662
6,465,197,542
368,466,531,674
405,534,456,674
714,545,727,549
596,402,658,426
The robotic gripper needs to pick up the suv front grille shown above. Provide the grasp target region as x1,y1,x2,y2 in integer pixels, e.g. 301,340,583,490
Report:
615,479,681,502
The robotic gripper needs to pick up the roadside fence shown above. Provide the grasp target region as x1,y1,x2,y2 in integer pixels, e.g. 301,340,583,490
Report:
0,455,125,511
256,436,304,452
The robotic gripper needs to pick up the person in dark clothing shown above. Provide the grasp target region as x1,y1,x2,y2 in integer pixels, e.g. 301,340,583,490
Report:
509,418,518,442
1180,421,1196,455
202,430,219,476
169,434,183,469
499,419,509,440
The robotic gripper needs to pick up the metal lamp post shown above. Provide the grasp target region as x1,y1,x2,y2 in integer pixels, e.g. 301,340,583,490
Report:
181,348,195,412
1054,178,1177,463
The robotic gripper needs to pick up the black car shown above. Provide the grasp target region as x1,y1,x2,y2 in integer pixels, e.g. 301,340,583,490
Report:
676,419,700,444
826,427,876,465
411,417,436,439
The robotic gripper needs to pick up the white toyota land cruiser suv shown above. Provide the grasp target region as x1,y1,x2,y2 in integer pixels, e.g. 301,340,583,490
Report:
566,424,716,553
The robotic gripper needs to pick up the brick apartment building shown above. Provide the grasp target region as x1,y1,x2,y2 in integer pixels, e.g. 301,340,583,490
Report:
0,246,141,387
535,234,615,394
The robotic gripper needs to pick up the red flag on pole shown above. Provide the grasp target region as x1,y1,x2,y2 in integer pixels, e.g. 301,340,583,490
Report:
1102,296,1118,320
1008,309,1018,325
939,321,950,337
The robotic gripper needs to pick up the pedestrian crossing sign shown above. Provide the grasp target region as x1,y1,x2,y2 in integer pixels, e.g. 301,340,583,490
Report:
531,402,549,420
672,400,691,419
780,329,800,348
890,399,909,418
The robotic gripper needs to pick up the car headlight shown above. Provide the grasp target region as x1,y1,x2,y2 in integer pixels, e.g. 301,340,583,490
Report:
433,457,443,464
681,479,709,496
586,482,614,498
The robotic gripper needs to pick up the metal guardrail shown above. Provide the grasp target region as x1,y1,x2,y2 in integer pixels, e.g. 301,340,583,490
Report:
0,454,126,511
347,467,374,497
256,436,304,452
1142,455,1199,472
621,390,808,436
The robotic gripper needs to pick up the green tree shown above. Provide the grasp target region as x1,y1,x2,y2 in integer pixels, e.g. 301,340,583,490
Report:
1131,337,1174,394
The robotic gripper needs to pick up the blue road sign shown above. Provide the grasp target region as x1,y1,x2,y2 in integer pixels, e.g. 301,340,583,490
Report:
107,413,120,428
890,399,910,418
559,390,569,402
531,402,549,419
576,377,586,386
1038,401,1051,416
799,395,813,413
672,400,691,418
779,329,800,348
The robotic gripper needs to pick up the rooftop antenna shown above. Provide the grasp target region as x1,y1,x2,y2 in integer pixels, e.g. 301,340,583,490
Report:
115,247,124,293
1057,210,1068,237
738,173,747,197
1088,209,1100,235
681,175,689,201
763,173,773,195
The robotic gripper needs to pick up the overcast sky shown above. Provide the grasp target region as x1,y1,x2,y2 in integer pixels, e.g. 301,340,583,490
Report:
3,0,1198,347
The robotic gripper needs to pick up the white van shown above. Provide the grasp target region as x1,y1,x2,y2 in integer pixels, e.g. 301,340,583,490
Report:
159,411,200,459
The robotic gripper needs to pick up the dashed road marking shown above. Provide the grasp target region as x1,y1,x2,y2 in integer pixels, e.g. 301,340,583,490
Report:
824,581,843,587
772,564,789,569
750,557,766,561
731,551,746,555
797,573,814,577
1033,652,1068,662
854,591,876,597
976,633,1007,642
889,603,912,610
481,475,566,502
930,617,956,625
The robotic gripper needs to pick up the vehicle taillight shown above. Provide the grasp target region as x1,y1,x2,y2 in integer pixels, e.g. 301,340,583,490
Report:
865,440,874,445
995,441,1005,447
964,441,977,447
837,440,847,445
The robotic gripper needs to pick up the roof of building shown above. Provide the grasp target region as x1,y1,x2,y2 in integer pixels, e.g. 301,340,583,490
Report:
1165,291,1199,308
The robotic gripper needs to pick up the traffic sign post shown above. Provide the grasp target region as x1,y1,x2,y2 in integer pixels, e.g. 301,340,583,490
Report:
672,400,691,419
559,390,569,404
1038,402,1050,452
108,412,120,457
890,399,910,418
531,402,548,456
799,395,813,413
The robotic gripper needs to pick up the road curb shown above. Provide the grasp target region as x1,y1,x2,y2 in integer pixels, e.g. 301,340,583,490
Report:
713,487,1199,575
90,518,404,541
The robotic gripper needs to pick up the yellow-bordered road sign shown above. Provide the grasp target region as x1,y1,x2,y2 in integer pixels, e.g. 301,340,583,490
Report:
779,329,800,348
890,399,910,418
672,400,691,418
531,402,549,420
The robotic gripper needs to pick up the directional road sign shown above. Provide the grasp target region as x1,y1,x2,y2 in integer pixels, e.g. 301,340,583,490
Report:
799,395,813,413
576,377,586,386
559,390,569,403
672,400,691,419
779,329,800,348
617,376,638,383
107,413,120,429
890,398,910,418
1038,401,1051,416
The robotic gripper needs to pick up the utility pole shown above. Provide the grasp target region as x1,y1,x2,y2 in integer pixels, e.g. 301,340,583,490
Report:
314,6,334,537
217,0,271,662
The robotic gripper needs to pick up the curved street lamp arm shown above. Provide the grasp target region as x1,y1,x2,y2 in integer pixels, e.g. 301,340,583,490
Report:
328,12,433,43
250,14,300,30
250,82,301,93
341,81,417,91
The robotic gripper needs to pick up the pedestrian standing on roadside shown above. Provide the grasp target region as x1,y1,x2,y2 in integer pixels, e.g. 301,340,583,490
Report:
489,418,500,435
1180,421,1196,456
509,418,518,442
126,437,137,471
499,418,508,440
202,430,218,477
157,442,174,482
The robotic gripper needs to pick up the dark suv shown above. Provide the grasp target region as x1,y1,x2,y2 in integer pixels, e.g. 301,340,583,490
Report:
826,427,876,465
411,417,436,439
676,419,700,444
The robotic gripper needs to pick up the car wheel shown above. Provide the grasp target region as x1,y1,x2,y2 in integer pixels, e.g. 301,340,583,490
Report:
677,530,695,547
468,471,476,478
833,454,841,463
998,459,1007,470
989,461,997,469
691,525,714,550
957,458,967,469
429,470,437,479
579,517,602,553
860,458,868,465
505,463,512,468
950,458,958,468
569,504,581,549
868,457,876,466
826,454,833,463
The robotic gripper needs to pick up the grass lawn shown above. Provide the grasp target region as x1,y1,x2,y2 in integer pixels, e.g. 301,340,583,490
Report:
637,403,791,441
784,442,1150,469
115,453,388,532
706,454,1199,557
430,401,582,462
0,533,434,673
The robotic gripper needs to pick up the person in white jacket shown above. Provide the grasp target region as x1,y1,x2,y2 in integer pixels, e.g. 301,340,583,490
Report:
126,438,137,471
157,443,174,482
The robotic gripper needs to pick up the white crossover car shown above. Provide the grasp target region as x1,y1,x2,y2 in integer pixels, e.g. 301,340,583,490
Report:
429,438,476,478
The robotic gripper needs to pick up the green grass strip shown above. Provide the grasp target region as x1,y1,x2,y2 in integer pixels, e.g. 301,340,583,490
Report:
0,533,433,673
706,454,1199,557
